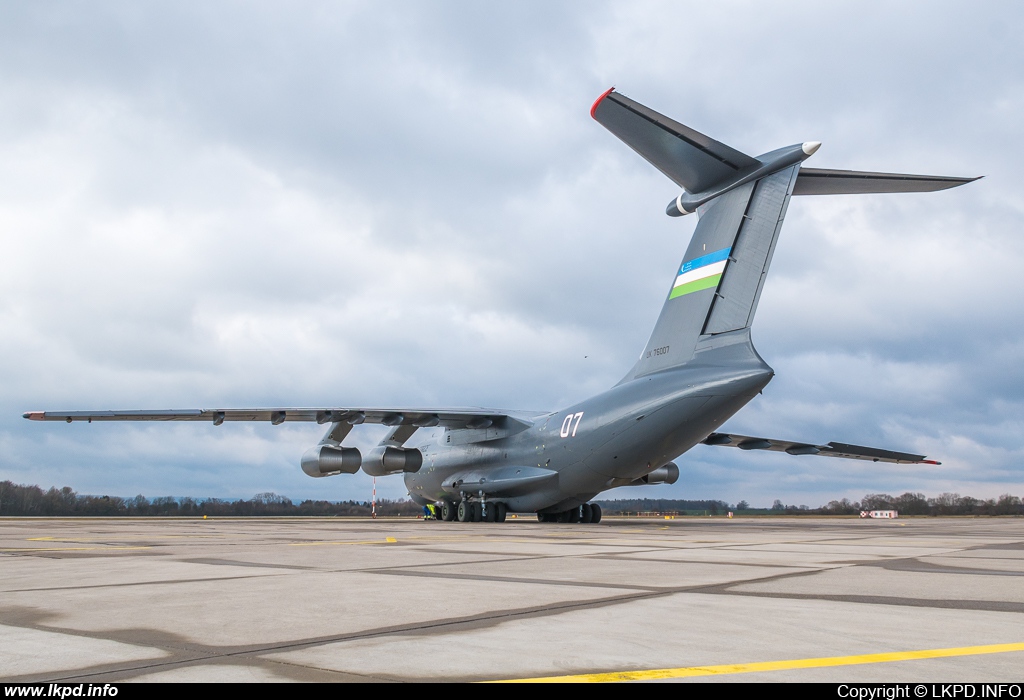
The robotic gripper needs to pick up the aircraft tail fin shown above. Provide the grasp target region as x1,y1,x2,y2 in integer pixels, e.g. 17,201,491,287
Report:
621,163,799,380
594,89,977,382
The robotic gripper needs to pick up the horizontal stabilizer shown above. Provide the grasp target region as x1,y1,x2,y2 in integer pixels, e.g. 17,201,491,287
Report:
794,168,980,196
702,432,939,465
591,88,760,193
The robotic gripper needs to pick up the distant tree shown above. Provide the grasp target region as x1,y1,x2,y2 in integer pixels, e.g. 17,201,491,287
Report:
252,492,290,505
995,494,1023,515
771,499,785,511
822,498,858,515
930,492,962,515
736,500,749,511
127,495,149,515
151,496,179,515
894,492,930,516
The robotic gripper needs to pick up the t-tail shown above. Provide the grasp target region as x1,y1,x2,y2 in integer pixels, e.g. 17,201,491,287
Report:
591,88,979,381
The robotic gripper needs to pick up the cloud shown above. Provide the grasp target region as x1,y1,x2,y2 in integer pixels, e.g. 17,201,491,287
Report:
1,1,1022,504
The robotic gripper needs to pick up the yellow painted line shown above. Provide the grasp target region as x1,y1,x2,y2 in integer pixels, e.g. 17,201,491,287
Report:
491,642,1024,683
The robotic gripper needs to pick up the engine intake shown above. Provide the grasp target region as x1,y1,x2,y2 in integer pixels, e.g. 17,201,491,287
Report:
301,445,362,478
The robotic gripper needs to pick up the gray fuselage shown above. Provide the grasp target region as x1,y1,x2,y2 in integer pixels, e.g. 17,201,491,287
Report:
404,331,772,513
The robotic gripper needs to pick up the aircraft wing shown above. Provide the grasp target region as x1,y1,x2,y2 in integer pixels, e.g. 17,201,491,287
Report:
793,168,980,196
23,407,533,430
702,432,939,465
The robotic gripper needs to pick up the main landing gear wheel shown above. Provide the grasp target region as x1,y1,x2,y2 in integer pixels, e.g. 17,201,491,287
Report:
538,503,602,524
495,502,507,523
441,502,456,521
457,501,472,522
483,503,496,522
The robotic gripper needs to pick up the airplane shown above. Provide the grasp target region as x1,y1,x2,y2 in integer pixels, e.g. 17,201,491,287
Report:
24,89,978,524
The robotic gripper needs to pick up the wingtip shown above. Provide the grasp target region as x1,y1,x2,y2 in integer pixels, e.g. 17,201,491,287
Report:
590,86,616,120
23,411,44,420
920,459,941,465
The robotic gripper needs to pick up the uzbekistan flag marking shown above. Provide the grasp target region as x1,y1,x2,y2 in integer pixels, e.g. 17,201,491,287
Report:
670,247,731,299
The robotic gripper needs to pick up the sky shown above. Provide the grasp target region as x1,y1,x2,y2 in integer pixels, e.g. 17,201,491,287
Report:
1,1,1022,507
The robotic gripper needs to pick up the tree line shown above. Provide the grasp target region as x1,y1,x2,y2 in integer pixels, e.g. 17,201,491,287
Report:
595,493,1024,517
1,480,1021,517
815,492,1024,516
0,481,421,517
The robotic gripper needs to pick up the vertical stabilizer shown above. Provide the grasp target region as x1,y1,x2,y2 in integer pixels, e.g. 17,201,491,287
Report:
703,164,799,334
594,88,976,385
623,164,797,380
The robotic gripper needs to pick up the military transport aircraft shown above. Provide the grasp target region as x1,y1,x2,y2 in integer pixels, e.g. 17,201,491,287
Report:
24,90,978,524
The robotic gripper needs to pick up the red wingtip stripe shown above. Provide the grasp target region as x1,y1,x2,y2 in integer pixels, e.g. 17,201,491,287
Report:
921,459,941,465
24,412,44,420
590,86,616,120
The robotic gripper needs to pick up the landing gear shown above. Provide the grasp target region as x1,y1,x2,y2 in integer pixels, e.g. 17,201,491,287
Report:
441,499,509,523
538,502,602,524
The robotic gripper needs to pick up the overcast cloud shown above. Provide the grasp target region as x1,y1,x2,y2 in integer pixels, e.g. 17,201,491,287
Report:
1,1,1022,506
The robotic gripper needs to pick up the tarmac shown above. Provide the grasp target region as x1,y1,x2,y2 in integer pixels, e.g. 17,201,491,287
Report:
1,515,1022,683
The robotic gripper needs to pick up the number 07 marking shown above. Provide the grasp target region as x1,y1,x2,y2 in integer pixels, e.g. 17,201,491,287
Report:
560,412,584,438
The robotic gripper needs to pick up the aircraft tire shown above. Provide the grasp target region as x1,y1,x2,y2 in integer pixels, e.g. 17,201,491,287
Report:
537,512,552,523
568,508,581,523
483,503,496,522
441,502,456,521
495,503,507,523
457,501,472,522
591,503,602,524
472,502,483,522
581,503,593,523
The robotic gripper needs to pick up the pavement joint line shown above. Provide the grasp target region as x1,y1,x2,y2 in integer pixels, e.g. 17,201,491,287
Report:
0,546,153,552
489,642,1024,682
289,538,401,547
368,567,665,592
5,573,278,593
27,540,227,544
22,589,669,684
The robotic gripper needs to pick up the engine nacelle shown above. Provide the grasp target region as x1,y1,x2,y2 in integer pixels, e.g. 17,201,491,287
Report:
362,446,423,477
301,445,362,478
636,462,679,485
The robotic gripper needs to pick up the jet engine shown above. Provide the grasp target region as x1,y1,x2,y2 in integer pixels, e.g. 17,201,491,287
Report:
362,446,423,477
636,462,679,485
301,445,362,478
